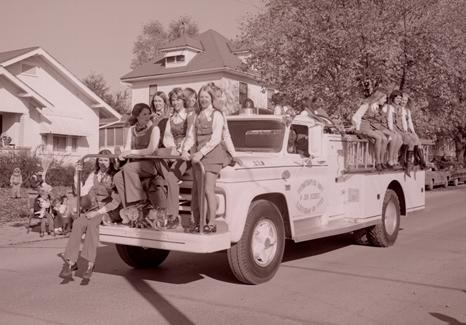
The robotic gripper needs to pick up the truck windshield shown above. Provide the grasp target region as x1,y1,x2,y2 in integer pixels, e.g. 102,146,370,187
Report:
228,120,285,152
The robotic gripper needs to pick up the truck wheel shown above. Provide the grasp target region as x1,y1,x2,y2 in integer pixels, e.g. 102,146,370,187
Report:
367,189,400,247
227,200,285,284
115,244,169,268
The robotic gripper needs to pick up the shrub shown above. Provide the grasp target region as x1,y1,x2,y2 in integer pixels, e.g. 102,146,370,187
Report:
0,152,41,188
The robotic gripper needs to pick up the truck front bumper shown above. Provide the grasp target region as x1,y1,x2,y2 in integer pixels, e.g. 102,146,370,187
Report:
99,225,232,253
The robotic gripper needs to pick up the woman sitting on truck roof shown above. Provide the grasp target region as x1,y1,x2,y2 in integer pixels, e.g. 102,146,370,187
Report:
351,89,389,172
113,103,161,208
401,93,426,170
61,149,119,280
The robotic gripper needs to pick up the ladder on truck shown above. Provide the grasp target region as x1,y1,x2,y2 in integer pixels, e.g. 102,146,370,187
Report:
342,135,376,173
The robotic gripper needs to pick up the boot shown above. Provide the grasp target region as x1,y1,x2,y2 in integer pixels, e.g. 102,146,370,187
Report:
405,151,414,177
399,145,408,168
414,146,427,169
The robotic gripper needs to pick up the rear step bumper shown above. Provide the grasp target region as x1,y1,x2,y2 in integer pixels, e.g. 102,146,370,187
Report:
99,225,232,253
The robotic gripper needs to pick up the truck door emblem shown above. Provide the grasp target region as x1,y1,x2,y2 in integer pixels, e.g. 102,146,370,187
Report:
296,179,325,214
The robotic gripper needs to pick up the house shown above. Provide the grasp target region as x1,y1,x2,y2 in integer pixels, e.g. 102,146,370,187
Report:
0,46,121,162
120,29,272,114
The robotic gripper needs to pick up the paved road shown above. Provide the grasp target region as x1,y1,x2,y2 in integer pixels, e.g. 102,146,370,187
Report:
1,187,465,325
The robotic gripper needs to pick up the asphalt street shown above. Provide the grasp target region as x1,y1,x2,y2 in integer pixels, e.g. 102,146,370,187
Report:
0,187,465,325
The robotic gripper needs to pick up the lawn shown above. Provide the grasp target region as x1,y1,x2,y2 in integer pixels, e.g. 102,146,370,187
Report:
0,186,71,224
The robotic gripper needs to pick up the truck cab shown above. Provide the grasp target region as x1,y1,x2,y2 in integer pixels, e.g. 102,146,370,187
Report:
98,113,425,284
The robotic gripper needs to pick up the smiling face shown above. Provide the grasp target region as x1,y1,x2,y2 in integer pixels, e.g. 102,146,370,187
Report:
136,107,151,125
152,96,165,114
171,95,185,113
401,94,409,107
393,95,403,106
199,91,213,110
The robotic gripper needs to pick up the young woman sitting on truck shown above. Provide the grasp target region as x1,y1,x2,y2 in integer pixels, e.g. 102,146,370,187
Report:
61,149,119,280
378,94,404,168
113,103,161,207
400,93,426,169
156,87,194,229
181,84,233,233
351,89,389,171
150,91,170,124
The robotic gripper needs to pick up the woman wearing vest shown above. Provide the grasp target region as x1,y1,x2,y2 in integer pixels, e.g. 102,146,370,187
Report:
351,89,389,171
381,95,404,168
157,87,193,228
150,91,170,125
113,103,160,207
61,149,118,280
401,93,426,169
181,84,232,233
390,90,417,175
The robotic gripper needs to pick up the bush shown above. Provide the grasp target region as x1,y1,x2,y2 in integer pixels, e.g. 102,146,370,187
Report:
0,153,95,188
0,152,41,188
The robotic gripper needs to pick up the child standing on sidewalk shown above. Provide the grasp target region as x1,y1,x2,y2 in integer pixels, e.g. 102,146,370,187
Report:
10,167,23,198
34,183,54,237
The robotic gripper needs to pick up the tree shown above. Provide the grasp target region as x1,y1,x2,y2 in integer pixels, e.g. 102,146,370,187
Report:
83,72,130,114
241,0,466,141
130,17,199,69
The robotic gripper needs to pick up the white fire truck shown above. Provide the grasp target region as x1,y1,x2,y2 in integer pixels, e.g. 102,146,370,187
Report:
89,113,425,284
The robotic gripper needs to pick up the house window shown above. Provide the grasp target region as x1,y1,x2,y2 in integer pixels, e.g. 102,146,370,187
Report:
115,127,124,146
53,135,66,152
71,137,78,152
165,55,186,65
21,63,37,76
99,129,105,147
107,128,115,146
149,84,158,102
239,82,248,107
176,55,185,62
166,56,176,64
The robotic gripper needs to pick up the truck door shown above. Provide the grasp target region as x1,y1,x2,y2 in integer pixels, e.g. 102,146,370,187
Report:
286,123,331,237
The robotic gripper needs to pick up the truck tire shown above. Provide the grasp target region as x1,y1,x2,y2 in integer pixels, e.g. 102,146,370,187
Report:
227,200,285,284
115,244,169,268
367,189,400,247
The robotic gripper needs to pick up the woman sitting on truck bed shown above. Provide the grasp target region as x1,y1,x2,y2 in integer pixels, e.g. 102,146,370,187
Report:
351,89,390,171
181,84,233,233
113,103,161,207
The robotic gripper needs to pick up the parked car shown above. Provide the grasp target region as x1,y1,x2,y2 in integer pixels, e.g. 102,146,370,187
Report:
425,162,451,190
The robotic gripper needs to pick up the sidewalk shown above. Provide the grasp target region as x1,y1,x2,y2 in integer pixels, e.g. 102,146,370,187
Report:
0,221,66,246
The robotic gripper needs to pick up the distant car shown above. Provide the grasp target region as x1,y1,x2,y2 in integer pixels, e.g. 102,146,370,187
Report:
425,162,450,190
449,167,466,186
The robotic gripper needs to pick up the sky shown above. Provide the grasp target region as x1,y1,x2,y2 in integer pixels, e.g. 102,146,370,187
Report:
1,0,264,92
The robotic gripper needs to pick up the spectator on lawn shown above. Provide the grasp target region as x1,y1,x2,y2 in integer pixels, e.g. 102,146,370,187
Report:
10,167,22,198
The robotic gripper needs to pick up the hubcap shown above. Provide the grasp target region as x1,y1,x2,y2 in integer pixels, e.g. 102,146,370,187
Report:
384,200,398,235
251,219,278,267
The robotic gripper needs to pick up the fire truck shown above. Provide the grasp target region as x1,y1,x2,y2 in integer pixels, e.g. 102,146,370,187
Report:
82,113,425,284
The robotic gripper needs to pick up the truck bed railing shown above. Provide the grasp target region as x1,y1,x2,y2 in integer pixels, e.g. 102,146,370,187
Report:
342,137,375,172
77,153,208,234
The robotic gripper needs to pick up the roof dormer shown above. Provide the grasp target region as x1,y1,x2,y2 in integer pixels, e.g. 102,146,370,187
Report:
159,34,203,68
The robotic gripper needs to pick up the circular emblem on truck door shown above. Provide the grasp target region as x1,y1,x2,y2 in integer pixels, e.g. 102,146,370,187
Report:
296,179,325,214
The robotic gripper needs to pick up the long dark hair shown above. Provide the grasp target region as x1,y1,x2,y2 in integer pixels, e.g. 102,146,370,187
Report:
95,149,117,176
128,103,151,126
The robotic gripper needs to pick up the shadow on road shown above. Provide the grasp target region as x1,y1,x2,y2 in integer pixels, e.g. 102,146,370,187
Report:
430,312,466,325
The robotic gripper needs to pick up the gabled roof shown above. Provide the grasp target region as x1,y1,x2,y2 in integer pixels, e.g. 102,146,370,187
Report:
121,29,250,81
0,46,40,64
0,47,120,119
159,34,203,52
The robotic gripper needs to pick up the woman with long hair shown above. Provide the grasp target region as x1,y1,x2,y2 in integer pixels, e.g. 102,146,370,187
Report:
113,103,161,207
352,89,390,171
181,84,232,232
61,149,120,280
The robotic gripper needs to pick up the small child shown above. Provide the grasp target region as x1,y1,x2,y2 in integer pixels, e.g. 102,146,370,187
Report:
54,196,71,235
34,184,54,237
10,167,23,199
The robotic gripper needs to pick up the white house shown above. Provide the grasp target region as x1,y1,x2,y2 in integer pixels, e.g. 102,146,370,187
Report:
0,46,121,162
120,29,272,113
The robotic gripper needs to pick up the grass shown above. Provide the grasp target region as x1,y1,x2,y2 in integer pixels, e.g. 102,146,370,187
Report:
0,186,71,224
